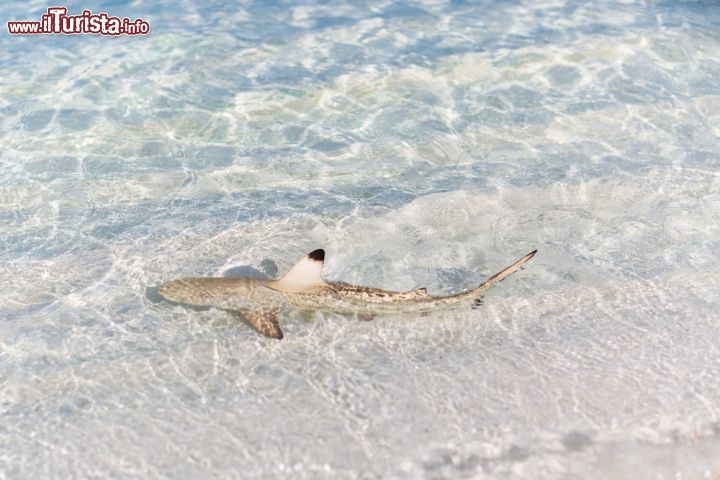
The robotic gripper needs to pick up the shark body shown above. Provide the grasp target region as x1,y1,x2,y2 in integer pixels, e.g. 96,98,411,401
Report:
158,248,537,339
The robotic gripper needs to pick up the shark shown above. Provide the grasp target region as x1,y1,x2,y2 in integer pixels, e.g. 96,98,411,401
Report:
158,248,537,339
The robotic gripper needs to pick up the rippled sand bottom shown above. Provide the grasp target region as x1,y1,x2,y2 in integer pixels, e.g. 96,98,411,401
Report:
2,0,720,478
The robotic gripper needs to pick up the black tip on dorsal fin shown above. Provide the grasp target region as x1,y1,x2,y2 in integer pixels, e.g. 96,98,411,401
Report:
308,249,325,262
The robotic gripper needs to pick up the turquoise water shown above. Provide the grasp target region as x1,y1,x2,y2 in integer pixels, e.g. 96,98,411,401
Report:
2,1,720,478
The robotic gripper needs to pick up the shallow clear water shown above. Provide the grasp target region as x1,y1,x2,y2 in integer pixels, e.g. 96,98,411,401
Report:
2,0,720,478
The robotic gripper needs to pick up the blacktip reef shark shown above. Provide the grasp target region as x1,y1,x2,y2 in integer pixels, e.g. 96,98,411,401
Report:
158,248,537,339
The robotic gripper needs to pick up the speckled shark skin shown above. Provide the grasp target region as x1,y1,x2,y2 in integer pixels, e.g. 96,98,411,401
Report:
158,249,537,339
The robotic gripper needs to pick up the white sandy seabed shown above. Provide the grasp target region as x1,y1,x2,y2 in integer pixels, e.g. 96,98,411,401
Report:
1,0,720,478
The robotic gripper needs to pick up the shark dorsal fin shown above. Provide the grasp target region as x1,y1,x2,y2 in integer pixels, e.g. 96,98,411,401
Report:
402,287,429,298
267,249,326,292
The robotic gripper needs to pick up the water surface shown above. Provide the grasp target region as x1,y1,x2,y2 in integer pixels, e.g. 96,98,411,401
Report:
1,1,720,478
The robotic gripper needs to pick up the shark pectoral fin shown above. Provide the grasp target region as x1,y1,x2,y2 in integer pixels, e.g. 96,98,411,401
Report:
267,249,327,293
358,313,375,322
233,308,283,339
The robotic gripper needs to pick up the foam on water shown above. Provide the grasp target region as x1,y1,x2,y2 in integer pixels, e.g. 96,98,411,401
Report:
2,0,720,478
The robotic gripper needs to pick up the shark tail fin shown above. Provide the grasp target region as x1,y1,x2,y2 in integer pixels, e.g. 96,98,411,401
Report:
267,249,327,293
470,250,537,298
